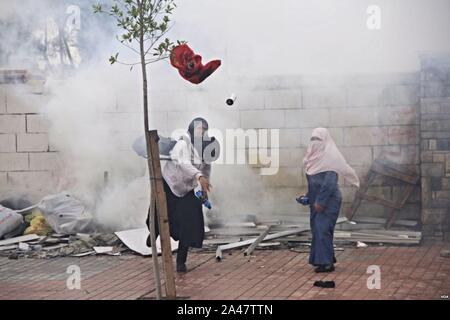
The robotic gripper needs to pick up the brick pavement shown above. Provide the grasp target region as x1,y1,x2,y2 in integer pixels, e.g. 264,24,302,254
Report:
0,241,449,300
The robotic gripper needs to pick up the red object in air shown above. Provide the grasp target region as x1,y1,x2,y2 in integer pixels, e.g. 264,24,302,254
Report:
170,44,221,84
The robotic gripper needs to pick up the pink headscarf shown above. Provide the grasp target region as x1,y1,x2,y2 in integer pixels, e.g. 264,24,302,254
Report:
303,128,360,188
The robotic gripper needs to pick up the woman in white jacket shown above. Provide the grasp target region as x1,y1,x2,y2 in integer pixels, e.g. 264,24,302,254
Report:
155,117,219,273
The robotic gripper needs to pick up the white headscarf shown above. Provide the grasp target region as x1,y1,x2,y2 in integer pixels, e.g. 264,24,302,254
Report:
303,128,360,188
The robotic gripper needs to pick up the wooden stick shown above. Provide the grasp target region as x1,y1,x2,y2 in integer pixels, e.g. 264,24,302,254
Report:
243,226,272,256
148,193,162,300
146,130,176,300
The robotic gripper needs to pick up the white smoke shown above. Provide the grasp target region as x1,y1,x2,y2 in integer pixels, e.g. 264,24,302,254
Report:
2,0,449,229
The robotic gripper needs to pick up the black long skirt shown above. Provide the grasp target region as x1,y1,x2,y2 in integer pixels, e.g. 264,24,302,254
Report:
147,180,204,248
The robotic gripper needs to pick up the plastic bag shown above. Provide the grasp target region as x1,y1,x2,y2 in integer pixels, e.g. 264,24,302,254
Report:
24,210,53,236
0,205,24,238
132,135,177,158
37,192,94,235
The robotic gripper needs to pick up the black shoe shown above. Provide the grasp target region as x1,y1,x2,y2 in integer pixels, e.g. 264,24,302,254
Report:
313,280,336,288
314,265,335,273
176,264,187,273
333,256,337,264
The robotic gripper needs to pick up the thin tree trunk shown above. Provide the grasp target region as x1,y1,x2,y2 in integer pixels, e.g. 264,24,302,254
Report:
137,0,162,300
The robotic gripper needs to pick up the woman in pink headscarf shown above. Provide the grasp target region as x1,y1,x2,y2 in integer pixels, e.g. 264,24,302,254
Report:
299,128,359,273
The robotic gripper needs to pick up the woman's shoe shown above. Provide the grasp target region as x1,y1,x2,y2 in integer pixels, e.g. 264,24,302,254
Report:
176,263,187,273
314,265,335,273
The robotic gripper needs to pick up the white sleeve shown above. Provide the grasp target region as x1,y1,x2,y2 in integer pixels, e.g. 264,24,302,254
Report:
170,140,202,179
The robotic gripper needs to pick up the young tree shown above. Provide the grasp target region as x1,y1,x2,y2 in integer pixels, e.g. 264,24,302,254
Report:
93,0,183,299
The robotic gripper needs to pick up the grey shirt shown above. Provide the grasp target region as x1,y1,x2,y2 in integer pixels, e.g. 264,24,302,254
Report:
162,134,211,197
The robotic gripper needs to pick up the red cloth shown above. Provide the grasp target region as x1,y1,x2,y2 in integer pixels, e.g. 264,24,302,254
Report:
170,44,221,84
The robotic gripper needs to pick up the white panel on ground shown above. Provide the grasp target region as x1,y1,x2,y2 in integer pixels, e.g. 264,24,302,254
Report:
115,227,178,256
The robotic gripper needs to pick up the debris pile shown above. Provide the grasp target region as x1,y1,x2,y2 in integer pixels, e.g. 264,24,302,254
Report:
0,194,175,260
202,213,422,260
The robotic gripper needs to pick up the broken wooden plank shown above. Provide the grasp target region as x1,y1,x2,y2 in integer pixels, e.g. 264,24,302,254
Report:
214,217,347,260
208,227,262,237
223,222,257,228
352,217,418,227
42,244,69,251
0,234,40,246
0,245,18,251
244,226,272,256
257,242,281,247
216,227,309,260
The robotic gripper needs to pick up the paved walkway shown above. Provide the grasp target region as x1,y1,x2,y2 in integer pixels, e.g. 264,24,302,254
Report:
0,241,449,300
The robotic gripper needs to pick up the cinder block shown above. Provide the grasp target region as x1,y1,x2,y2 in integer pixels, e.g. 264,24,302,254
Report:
104,112,144,133
0,115,26,133
432,190,450,200
185,90,214,111
285,109,329,128
0,86,6,114
111,132,142,151
6,89,48,114
0,153,28,171
421,120,450,131
7,171,55,194
441,177,450,189
346,86,383,107
167,110,200,131
279,129,302,148
378,105,419,126
420,150,433,163
116,88,141,112
343,127,389,146
240,110,285,129
29,152,60,171
420,100,441,114
446,154,450,176
422,83,448,98
302,87,346,108
433,153,446,163
421,163,444,177
373,145,419,164
279,148,304,167
26,114,49,133
382,85,419,106
422,208,447,225
264,89,301,109
388,126,419,145
17,133,49,152
328,128,344,146
0,134,16,152
148,111,168,132
203,110,241,130
329,108,379,127
261,167,301,187
0,172,7,192
340,147,372,166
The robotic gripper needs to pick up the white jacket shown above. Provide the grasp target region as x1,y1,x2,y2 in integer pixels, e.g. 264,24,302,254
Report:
162,134,211,197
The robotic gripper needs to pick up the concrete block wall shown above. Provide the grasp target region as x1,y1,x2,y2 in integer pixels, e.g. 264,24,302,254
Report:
147,73,421,219
0,71,424,222
419,53,450,240
0,84,58,199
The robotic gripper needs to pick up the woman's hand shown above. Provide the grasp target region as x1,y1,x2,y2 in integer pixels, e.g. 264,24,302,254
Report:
198,176,211,193
314,203,324,213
